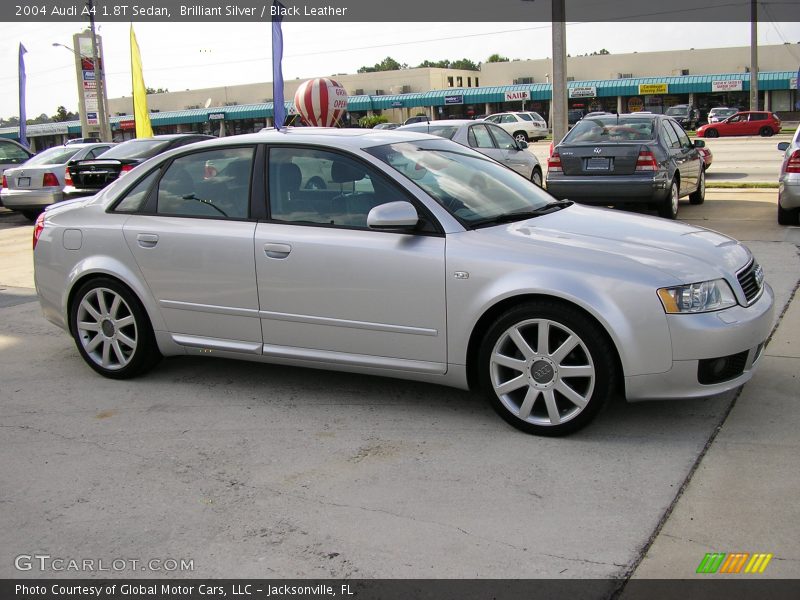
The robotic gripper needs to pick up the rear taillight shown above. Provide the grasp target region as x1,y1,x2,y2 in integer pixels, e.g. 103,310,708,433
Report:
42,172,59,187
64,166,73,186
548,141,554,157
786,149,800,174
1,175,7,188
636,150,658,171
547,151,562,173
33,212,45,250
119,164,135,176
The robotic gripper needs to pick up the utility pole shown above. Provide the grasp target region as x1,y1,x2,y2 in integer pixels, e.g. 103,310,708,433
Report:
86,0,111,141
750,0,759,111
551,1,568,146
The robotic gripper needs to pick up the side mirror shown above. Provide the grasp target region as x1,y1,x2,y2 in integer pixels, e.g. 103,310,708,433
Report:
693,139,705,148
367,201,419,231
777,142,789,152
516,140,529,150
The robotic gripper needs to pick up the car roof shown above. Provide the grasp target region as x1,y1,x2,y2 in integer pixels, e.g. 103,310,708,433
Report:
197,127,446,149
399,119,475,127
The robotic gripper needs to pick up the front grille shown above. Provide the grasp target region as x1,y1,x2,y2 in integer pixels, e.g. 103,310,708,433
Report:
737,259,764,304
698,351,749,385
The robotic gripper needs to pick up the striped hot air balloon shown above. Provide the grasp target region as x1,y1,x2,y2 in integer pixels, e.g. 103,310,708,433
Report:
293,78,348,127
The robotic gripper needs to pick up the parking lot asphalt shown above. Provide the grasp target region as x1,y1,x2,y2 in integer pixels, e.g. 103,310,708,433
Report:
0,186,798,588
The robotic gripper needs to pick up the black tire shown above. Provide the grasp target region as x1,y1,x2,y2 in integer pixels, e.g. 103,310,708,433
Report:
513,131,529,143
477,300,617,436
689,169,705,205
759,127,774,137
705,129,719,139
21,210,41,221
70,277,161,379
658,179,680,219
777,202,799,226
531,166,543,187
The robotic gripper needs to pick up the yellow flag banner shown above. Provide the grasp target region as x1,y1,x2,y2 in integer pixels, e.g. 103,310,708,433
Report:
130,26,153,138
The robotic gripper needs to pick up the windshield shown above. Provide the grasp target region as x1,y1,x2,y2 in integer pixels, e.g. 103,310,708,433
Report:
23,146,81,166
399,125,459,140
97,139,170,160
563,116,656,143
665,106,689,116
365,139,552,227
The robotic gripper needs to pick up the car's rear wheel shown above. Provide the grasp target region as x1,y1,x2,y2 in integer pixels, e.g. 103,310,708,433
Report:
658,179,680,219
689,169,705,205
705,129,719,138
531,166,543,187
70,278,161,379
760,127,774,137
21,210,41,221
478,300,616,436
514,131,529,143
777,201,799,225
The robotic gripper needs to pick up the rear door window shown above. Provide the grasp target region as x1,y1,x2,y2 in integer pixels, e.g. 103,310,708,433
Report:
468,124,496,149
661,121,681,149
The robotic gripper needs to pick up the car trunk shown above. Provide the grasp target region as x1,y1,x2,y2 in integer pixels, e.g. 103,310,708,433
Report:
68,160,132,191
558,144,643,176
4,167,53,190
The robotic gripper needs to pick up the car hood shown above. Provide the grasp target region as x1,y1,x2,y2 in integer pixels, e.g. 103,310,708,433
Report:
475,204,751,283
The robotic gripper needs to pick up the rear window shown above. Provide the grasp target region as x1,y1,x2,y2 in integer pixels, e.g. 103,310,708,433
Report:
22,146,81,166
97,139,170,160
564,117,656,143
400,125,459,140
517,113,533,121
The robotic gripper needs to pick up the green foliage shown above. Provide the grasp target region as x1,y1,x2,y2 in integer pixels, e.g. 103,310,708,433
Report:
416,58,479,71
358,57,407,73
358,115,389,128
486,54,510,63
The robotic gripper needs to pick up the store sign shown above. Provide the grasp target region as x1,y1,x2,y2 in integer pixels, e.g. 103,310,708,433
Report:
391,101,403,108
504,90,530,102
569,86,597,98
208,112,226,121
119,120,135,131
444,95,464,105
627,97,644,112
711,79,743,92
638,83,668,95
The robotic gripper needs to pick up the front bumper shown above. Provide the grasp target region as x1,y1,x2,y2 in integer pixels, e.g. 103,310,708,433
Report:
625,283,774,401
546,172,670,205
0,187,61,210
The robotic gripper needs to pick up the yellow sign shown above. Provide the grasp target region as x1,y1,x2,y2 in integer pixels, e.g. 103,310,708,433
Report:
638,83,668,95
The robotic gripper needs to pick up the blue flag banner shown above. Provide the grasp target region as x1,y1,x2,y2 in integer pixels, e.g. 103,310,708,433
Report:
272,1,286,131
18,43,28,148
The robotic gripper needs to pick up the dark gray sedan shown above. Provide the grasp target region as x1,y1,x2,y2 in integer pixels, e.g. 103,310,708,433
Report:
398,119,543,186
546,113,706,219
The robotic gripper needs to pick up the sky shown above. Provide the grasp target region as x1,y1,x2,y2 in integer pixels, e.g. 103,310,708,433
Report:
1,20,800,119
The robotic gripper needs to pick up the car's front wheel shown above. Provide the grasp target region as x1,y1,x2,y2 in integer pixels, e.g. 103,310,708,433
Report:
689,169,705,205
70,278,161,379
658,179,680,219
531,166,543,187
478,300,616,436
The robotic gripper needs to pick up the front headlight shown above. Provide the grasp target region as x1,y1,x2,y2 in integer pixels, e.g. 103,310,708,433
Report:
657,279,737,314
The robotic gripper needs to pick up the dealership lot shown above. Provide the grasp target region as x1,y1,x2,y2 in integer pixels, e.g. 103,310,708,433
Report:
1,141,798,584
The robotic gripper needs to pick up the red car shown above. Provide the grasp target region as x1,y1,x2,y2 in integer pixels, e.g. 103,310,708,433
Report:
697,111,781,138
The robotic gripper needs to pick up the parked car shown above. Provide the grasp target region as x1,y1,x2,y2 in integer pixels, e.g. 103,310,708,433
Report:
546,113,705,219
484,112,548,142
1,142,114,219
707,107,738,123
66,137,102,145
373,123,401,130
568,109,586,126
63,134,214,200
397,119,543,185
33,128,773,436
0,139,34,191
698,145,713,171
696,111,781,138
664,104,699,130
776,123,800,225
403,115,429,125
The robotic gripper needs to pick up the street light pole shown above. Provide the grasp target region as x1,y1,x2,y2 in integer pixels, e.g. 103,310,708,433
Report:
86,0,111,141
749,0,759,111
551,0,568,146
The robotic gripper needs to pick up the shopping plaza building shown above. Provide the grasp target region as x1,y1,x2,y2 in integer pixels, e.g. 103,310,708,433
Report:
3,43,799,149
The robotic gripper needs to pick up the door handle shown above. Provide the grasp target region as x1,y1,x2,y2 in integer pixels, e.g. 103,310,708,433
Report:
136,233,159,248
264,243,292,259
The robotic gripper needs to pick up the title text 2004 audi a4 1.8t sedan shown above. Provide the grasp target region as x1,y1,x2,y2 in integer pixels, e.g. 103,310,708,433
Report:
33,129,773,436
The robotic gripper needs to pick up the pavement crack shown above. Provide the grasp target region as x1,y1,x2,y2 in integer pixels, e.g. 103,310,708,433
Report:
541,552,627,568
0,423,150,461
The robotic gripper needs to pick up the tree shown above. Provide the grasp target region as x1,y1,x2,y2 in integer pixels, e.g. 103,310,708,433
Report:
358,57,406,73
450,58,479,71
486,54,510,63
52,106,70,122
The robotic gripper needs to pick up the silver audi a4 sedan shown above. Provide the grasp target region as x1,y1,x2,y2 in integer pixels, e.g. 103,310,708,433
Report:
33,128,774,436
